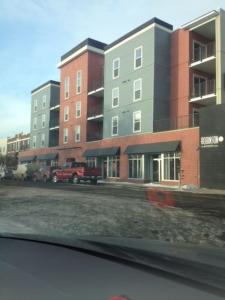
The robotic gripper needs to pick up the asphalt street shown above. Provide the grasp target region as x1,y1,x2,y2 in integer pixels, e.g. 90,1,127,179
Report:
0,180,225,247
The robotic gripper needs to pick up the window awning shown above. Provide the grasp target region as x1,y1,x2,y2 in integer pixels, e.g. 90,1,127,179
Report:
36,153,58,161
83,147,120,157
19,156,36,163
124,141,180,154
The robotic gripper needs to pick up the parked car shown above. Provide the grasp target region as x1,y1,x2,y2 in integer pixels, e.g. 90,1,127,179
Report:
0,167,5,181
32,165,56,183
52,162,101,184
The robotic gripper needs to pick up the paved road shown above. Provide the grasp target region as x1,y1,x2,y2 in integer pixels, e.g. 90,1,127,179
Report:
0,181,225,247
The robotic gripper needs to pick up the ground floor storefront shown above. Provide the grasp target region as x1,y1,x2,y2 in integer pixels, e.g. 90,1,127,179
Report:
19,127,199,187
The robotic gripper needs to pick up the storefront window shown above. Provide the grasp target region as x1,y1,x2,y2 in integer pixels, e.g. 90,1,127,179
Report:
128,154,144,179
86,157,97,168
163,153,180,181
108,156,120,178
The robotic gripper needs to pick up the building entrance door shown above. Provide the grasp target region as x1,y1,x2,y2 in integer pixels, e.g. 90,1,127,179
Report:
152,155,161,182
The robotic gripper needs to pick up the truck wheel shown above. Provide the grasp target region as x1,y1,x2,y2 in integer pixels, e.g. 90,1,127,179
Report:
91,178,98,185
72,175,80,184
52,175,58,183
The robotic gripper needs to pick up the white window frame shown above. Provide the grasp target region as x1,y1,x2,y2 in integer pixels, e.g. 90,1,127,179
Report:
75,125,81,142
42,114,46,128
86,157,97,168
34,99,38,112
107,156,120,178
32,136,36,148
41,133,45,147
158,153,180,182
133,111,141,133
42,95,47,109
112,58,120,79
134,46,143,69
76,101,81,118
112,87,119,108
63,128,68,144
133,78,142,102
64,106,69,122
128,154,144,179
64,76,70,99
33,117,37,130
111,116,119,136
76,70,82,94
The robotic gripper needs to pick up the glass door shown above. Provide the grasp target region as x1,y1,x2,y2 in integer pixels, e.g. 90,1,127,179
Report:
152,155,161,182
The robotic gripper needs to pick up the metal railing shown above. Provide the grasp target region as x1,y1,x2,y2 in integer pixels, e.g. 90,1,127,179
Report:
86,132,103,142
153,114,199,132
87,106,103,118
88,79,104,93
192,41,215,63
191,79,215,98
49,117,59,128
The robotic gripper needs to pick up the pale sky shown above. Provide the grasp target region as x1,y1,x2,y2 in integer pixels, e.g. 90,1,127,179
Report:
0,0,224,138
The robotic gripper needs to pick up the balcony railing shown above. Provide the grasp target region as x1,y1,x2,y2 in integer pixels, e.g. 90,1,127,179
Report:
191,79,215,98
87,106,103,118
153,114,199,132
86,132,103,142
49,117,59,128
191,42,215,63
88,79,104,94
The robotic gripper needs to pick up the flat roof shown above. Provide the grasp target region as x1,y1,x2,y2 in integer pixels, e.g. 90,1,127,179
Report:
31,80,60,94
181,10,218,29
61,38,107,61
105,17,173,51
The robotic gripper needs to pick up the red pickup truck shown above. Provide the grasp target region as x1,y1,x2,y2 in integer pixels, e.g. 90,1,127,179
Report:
51,162,101,184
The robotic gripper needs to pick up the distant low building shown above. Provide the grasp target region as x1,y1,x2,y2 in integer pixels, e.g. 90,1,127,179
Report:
0,138,7,156
7,133,30,155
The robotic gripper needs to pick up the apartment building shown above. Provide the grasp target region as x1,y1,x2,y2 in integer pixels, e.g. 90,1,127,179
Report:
0,139,7,156
57,38,106,162
7,133,30,155
19,9,225,188
30,80,60,150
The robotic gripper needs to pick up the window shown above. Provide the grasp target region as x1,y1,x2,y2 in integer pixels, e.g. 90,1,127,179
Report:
112,58,120,79
163,153,180,181
76,70,82,94
128,154,144,179
133,78,142,101
64,76,70,99
33,117,37,130
134,46,143,69
64,106,69,121
133,111,141,133
75,125,81,142
42,114,46,128
76,101,81,118
32,136,36,148
41,133,45,147
63,128,68,144
42,95,46,109
34,99,38,112
86,157,97,168
193,41,207,62
111,116,118,136
193,75,207,98
112,87,119,108
107,156,120,178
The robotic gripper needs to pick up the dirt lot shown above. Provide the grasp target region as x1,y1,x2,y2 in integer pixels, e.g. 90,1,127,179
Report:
0,181,225,247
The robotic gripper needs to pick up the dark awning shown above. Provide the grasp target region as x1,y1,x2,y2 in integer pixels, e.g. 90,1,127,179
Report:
83,147,120,157
19,156,36,163
36,153,58,161
124,141,180,155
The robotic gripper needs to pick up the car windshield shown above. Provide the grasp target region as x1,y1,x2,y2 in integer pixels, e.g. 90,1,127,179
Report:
1,1,225,254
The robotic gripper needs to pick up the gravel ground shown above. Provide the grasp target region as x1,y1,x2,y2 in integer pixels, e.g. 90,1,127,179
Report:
0,183,225,247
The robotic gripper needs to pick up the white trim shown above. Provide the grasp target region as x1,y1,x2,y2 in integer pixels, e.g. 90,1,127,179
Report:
41,114,46,128
190,55,216,67
64,76,70,100
7,137,30,144
50,104,60,110
76,70,82,95
31,83,59,96
111,116,119,136
75,125,81,142
181,10,218,29
75,101,81,118
49,126,59,130
133,110,141,133
128,154,144,180
87,114,103,121
134,45,143,70
88,87,104,96
105,23,172,54
133,78,142,102
112,87,119,108
64,106,69,122
63,128,68,144
57,45,104,68
112,58,120,79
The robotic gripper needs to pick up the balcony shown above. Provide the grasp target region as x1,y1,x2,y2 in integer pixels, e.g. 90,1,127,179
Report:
190,78,216,105
88,80,104,97
87,106,103,121
86,132,103,142
50,104,60,111
49,117,59,130
190,42,215,73
153,114,199,133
